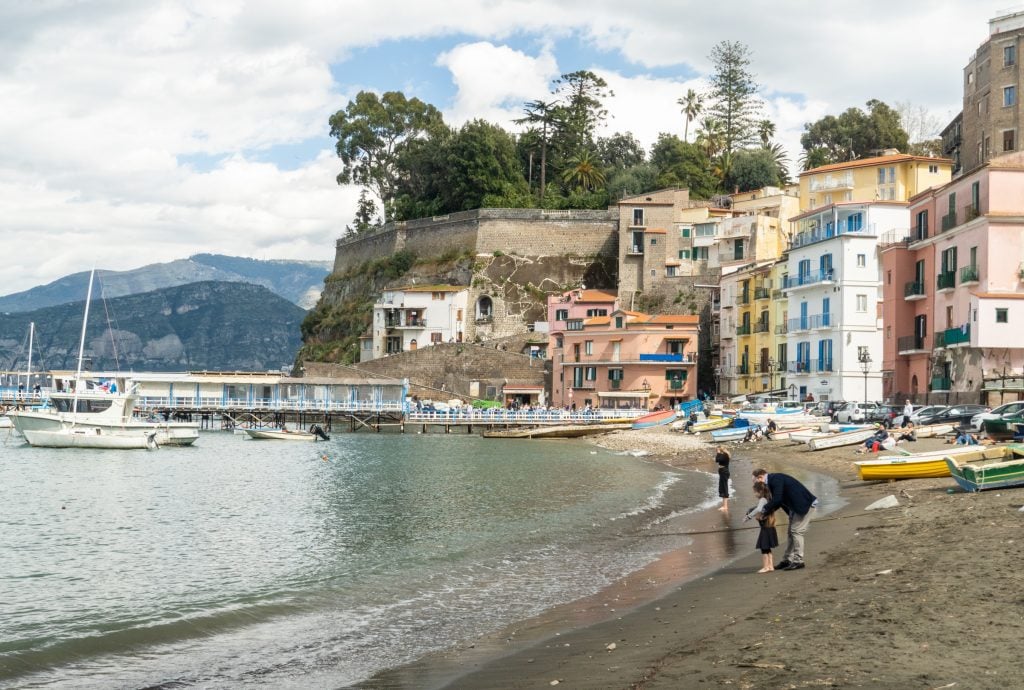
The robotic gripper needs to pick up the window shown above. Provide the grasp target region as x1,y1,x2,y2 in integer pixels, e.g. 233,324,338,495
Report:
888,167,895,184
566,319,584,331
887,270,892,284
997,308,1009,323
857,254,866,268
615,316,624,328
584,340,593,355
928,164,938,174
650,269,656,277
1006,44,1016,67
665,369,687,381
632,208,644,226
432,291,445,300
856,294,868,312
585,366,597,381
734,238,745,260
573,367,583,388
431,332,442,343
678,249,690,260
1004,129,1016,152
608,368,623,381
915,209,929,240
585,308,607,317
680,226,691,238
650,237,657,245
693,246,709,260
1004,85,1016,107
877,169,886,185
555,309,568,321
666,266,677,277
846,213,863,231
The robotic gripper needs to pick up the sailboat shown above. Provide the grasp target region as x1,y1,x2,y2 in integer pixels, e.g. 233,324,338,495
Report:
9,271,199,448
1,322,36,430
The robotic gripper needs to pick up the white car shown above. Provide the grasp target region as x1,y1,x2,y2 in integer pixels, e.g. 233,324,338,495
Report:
972,401,1024,433
834,402,881,424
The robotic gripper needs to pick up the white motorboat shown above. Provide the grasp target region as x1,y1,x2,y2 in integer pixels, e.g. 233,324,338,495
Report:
22,426,157,450
244,425,330,442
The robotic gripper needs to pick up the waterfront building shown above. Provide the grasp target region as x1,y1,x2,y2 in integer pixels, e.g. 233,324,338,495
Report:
943,8,1024,176
799,152,952,212
550,310,699,410
361,285,469,361
546,288,618,355
784,201,909,403
718,262,779,396
880,151,1024,402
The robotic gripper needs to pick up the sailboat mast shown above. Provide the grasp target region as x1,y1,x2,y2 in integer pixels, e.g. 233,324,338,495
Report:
71,271,95,416
26,322,33,392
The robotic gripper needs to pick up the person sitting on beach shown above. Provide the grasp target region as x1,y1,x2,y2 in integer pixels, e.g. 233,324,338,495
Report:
751,468,817,571
684,410,699,433
856,425,889,454
744,481,779,573
896,422,917,443
952,428,979,445
764,418,777,440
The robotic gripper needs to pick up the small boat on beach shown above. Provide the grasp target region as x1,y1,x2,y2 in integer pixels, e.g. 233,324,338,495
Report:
690,417,731,433
914,423,956,439
945,444,1024,492
790,430,830,444
631,410,677,430
244,424,330,442
767,425,813,441
856,444,1010,481
808,427,877,451
483,423,632,439
982,415,1024,441
710,427,749,442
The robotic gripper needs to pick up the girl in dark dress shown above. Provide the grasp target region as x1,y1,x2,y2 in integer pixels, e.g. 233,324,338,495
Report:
745,481,779,573
714,445,731,511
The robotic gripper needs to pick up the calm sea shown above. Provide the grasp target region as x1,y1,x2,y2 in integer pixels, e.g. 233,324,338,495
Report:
0,430,843,688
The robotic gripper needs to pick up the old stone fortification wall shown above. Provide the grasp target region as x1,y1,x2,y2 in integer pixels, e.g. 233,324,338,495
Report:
333,209,617,275
307,344,545,400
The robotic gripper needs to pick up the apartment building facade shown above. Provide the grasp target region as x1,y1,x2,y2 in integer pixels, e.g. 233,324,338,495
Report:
799,152,952,212
361,285,469,361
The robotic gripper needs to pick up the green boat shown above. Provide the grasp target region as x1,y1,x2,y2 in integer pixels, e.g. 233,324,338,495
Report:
945,444,1024,492
982,415,1024,441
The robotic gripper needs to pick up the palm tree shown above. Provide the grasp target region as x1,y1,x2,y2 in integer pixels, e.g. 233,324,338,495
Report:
562,150,606,192
695,117,724,158
677,89,704,143
766,143,791,185
757,119,776,148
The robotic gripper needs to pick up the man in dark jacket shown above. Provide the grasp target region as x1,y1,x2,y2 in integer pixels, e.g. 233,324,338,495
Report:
751,468,818,570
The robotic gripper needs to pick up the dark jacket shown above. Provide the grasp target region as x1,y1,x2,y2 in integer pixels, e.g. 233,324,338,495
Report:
761,472,817,517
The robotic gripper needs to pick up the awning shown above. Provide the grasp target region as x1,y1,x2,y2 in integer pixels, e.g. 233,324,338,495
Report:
598,391,653,398
504,386,543,394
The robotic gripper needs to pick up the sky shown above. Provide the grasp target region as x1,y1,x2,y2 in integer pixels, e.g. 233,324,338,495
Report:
0,0,1012,294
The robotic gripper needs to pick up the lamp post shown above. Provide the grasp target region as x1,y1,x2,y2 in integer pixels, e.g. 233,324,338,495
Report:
858,349,872,406
641,378,651,410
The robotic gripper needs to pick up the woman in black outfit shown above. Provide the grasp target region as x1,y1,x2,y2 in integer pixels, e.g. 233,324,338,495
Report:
715,445,731,511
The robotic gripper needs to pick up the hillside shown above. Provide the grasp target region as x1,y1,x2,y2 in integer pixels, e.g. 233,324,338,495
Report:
0,254,331,312
0,282,305,372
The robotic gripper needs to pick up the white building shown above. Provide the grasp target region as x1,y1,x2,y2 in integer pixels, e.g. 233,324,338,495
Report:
783,202,908,404
362,285,470,361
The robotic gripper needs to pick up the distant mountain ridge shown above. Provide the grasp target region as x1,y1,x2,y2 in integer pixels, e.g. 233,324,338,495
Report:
0,281,305,372
0,254,331,312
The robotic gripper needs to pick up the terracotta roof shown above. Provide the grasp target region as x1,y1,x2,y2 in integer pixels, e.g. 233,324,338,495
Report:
644,314,700,325
799,154,952,177
586,316,612,326
578,289,617,301
665,260,681,267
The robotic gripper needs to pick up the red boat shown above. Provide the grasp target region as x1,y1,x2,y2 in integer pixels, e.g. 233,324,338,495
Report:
631,409,677,430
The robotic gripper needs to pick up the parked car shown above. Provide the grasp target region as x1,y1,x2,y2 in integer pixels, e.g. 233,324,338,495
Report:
972,401,1024,433
834,402,882,424
809,400,847,420
888,403,926,427
915,404,990,429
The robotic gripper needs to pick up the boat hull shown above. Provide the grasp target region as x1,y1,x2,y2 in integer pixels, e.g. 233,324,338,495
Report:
9,408,198,446
244,429,321,441
808,428,876,451
690,418,731,433
22,428,155,449
983,416,1024,441
631,410,677,430
857,446,1014,481
946,445,1024,491
710,428,748,442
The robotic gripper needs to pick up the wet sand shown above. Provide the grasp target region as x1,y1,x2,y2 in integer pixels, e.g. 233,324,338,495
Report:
367,429,1024,689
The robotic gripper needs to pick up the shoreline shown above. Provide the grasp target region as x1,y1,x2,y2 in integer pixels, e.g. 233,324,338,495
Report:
365,431,1024,689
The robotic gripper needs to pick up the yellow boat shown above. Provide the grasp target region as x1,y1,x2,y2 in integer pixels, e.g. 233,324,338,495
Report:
692,417,731,433
856,445,1009,480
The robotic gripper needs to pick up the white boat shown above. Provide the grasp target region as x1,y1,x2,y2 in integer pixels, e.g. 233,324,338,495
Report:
913,423,956,438
789,430,830,444
0,415,11,429
9,270,199,448
22,427,157,450
710,427,749,442
808,427,877,451
244,427,329,442
768,425,814,441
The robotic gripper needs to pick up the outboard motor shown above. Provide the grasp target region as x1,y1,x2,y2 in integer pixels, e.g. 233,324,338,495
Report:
309,424,330,441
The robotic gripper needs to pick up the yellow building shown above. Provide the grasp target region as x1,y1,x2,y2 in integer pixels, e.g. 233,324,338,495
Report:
719,261,786,395
799,151,953,212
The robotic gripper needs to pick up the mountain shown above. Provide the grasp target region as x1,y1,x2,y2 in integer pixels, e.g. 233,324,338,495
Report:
0,281,305,372
0,254,331,312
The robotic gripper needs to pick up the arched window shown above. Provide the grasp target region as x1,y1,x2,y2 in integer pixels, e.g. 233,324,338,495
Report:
911,374,919,395
477,296,493,320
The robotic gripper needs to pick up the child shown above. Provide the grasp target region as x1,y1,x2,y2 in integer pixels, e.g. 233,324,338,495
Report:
745,481,779,573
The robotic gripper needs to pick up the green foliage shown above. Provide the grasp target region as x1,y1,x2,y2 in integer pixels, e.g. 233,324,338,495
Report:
708,41,762,161
606,163,659,200
677,88,704,143
329,91,446,222
346,189,380,235
800,99,910,167
650,134,718,198
552,70,613,156
727,148,782,192
561,149,606,192
595,132,645,170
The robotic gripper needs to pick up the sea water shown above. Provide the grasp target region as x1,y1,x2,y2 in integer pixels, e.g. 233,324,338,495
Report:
0,430,734,688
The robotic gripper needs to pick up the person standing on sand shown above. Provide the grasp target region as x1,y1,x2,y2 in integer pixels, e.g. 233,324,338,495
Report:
744,481,779,573
751,468,817,571
715,446,731,511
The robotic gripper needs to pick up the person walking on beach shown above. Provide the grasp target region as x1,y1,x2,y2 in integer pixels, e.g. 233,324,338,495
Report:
744,481,779,573
751,468,817,571
715,445,731,511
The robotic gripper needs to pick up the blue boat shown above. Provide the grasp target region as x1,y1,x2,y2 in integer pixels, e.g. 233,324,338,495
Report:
631,409,677,430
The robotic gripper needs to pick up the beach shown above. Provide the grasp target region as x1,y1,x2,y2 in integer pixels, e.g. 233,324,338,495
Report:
368,429,1024,689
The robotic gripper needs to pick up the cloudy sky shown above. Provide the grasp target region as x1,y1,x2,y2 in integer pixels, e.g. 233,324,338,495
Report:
0,1,1009,294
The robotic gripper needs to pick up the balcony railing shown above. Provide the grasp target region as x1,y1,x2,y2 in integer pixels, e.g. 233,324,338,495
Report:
754,287,771,301
783,269,834,290
771,289,784,300
609,379,621,389
931,376,952,391
754,321,770,333
897,335,928,353
387,319,427,329
788,360,812,374
736,363,750,375
808,313,834,329
736,324,752,336
960,265,979,284
904,281,926,299
941,211,957,232
788,317,810,332
944,324,971,346
669,379,685,390
736,292,751,305
963,203,980,224
774,324,788,335
809,173,854,192
936,271,956,290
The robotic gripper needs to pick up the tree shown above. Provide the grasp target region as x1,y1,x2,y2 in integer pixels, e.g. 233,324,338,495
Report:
515,99,561,205
346,190,380,234
562,150,606,192
650,133,718,199
727,148,781,192
595,132,646,170
329,91,445,222
800,99,910,166
896,101,944,157
606,163,659,200
677,88,704,142
707,41,763,166
765,143,792,185
757,119,776,148
695,116,725,159
551,70,613,155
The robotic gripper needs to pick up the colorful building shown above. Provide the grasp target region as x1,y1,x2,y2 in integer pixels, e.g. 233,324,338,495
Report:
799,152,952,212
362,285,469,361
550,310,699,410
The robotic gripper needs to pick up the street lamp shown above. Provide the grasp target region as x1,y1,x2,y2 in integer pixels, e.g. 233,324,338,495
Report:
641,378,651,410
858,349,872,406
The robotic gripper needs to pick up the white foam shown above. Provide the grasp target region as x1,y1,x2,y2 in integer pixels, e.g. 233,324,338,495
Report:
612,472,682,520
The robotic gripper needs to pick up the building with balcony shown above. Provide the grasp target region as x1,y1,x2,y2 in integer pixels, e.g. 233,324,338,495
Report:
717,261,783,396
363,285,470,361
798,151,952,212
784,202,908,402
944,9,1024,176
882,151,1024,400
550,310,700,410
546,288,618,355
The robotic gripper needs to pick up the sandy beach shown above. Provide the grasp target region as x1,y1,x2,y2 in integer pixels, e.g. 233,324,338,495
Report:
364,427,1024,689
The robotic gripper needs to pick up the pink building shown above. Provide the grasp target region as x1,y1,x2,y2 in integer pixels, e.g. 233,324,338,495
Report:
550,309,699,410
546,288,618,352
881,152,1024,403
